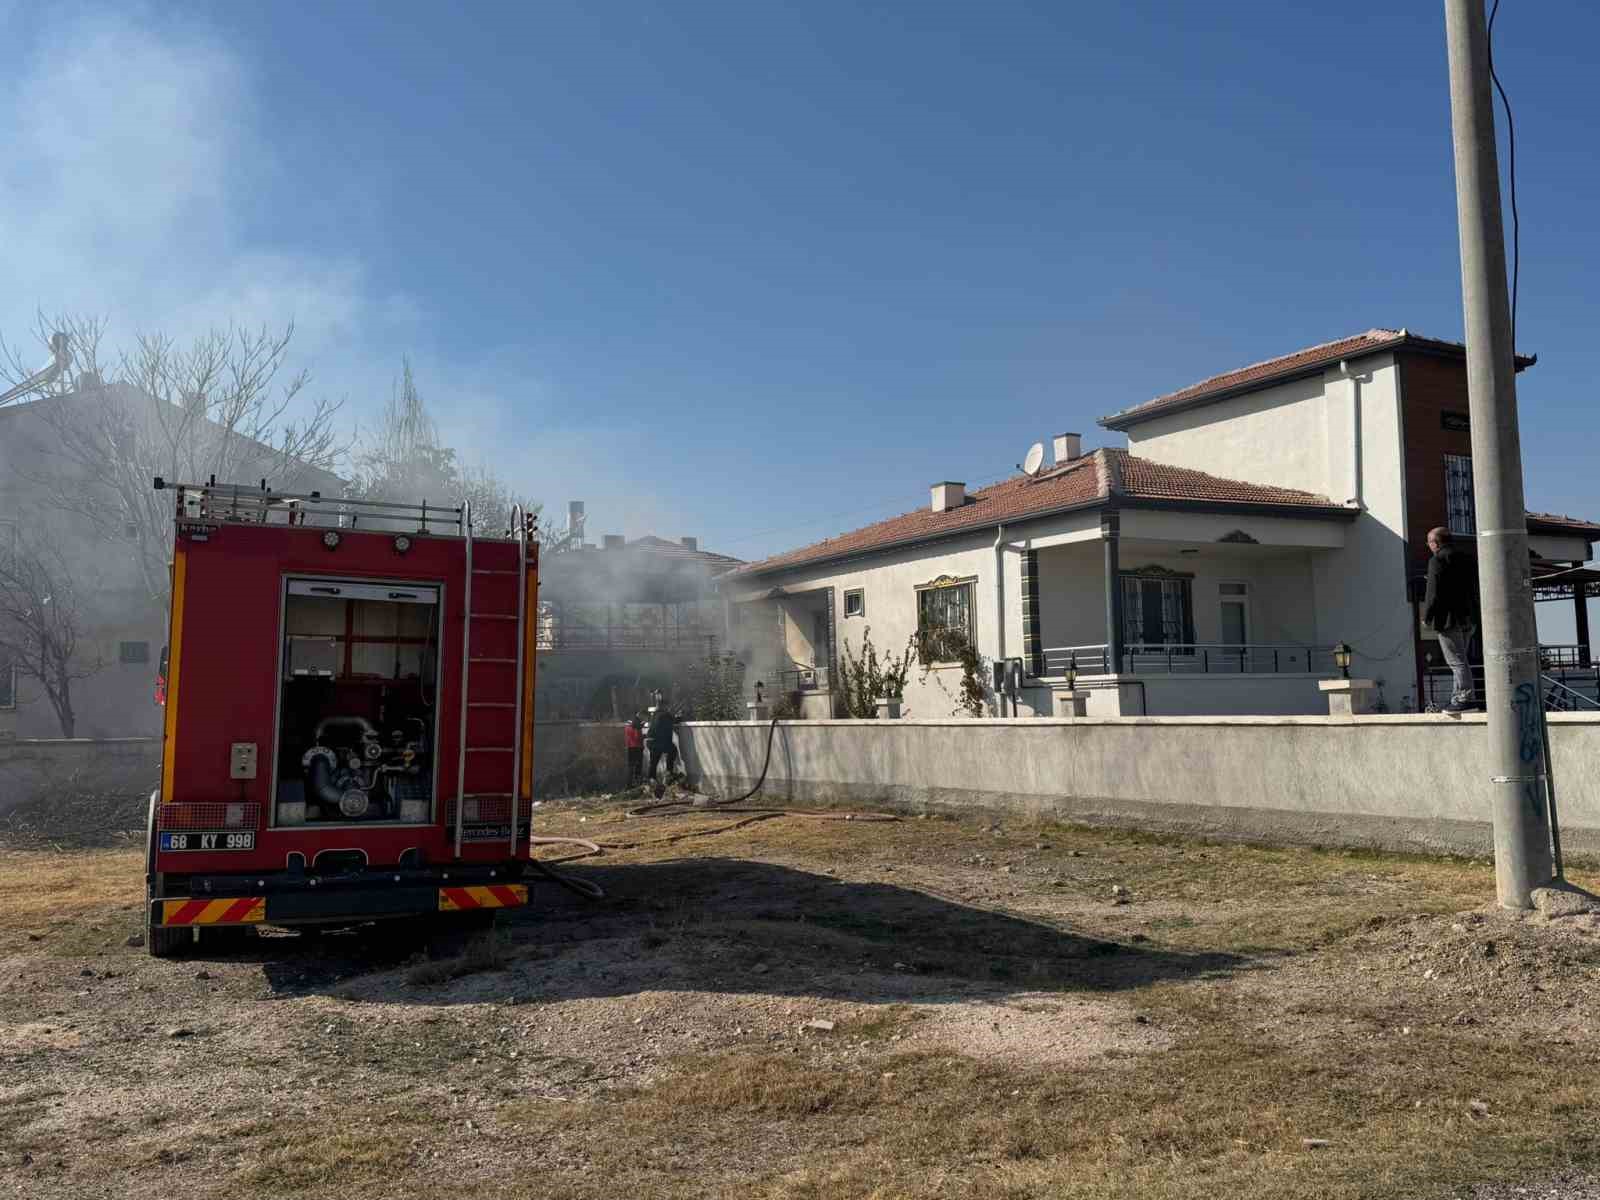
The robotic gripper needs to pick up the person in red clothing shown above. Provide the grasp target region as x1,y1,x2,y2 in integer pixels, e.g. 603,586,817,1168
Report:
623,714,644,785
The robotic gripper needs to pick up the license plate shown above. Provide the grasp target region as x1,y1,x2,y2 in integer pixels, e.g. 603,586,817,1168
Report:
462,824,513,841
160,831,255,852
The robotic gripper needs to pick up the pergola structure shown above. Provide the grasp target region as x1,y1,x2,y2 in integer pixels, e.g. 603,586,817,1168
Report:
1532,559,1600,667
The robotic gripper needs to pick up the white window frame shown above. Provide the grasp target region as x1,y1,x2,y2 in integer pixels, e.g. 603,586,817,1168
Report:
843,588,865,618
1218,580,1251,647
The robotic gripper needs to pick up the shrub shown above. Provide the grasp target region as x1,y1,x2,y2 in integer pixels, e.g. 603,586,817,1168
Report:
837,627,914,718
686,651,748,721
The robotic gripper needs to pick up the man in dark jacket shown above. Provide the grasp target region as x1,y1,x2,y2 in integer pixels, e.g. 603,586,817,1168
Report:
646,706,679,786
1423,526,1481,714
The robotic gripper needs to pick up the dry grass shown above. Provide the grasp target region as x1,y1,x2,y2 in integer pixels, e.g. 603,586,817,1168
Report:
6,804,1600,1199
404,930,514,987
0,846,141,933
482,996,1600,1200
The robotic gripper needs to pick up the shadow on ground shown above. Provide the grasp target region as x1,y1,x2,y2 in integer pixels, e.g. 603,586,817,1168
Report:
225,856,1245,1006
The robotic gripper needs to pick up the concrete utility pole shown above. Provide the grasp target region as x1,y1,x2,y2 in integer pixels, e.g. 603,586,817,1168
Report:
1444,0,1554,907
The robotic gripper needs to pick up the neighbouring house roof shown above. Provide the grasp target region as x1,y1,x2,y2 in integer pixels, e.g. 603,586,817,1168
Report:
1099,328,1537,432
539,534,743,604
731,449,1353,578
1527,512,1600,540
0,383,347,492
622,535,743,569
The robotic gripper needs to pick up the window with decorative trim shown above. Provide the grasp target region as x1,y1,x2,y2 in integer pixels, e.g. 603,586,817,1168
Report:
843,588,864,618
1120,568,1195,649
1445,453,1477,536
916,575,975,661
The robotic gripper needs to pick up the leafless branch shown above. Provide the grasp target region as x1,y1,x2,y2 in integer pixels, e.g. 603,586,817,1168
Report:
18,317,350,602
0,534,102,737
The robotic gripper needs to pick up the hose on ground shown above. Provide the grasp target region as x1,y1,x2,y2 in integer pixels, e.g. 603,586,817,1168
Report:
527,716,897,897
626,714,898,825
526,835,607,899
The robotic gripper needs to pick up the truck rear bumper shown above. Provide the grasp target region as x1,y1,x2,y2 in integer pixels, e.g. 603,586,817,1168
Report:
151,871,529,926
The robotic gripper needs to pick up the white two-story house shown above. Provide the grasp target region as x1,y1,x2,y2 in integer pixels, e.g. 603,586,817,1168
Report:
721,329,1600,717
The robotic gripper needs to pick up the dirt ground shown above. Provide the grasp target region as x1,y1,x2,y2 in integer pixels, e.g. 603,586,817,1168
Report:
3,795,1600,1200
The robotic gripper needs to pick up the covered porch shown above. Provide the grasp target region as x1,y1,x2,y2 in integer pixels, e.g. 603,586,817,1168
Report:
1020,507,1350,716
726,586,837,718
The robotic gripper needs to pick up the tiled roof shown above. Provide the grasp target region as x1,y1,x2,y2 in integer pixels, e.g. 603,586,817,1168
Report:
1100,328,1536,431
733,449,1347,576
1527,512,1600,539
625,535,743,567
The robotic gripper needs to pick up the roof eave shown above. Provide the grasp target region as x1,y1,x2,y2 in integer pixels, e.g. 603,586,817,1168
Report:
731,493,1355,580
731,496,1111,579
1098,335,1537,433
1115,495,1361,522
1527,519,1600,542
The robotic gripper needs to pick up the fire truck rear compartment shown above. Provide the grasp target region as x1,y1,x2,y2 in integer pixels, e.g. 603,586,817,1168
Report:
274,580,442,827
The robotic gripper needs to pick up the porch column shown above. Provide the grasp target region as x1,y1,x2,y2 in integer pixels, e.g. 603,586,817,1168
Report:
1102,512,1122,674
1021,549,1043,677
1575,568,1592,668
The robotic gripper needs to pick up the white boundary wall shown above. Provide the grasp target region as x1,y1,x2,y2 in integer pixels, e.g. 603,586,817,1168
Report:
679,714,1600,858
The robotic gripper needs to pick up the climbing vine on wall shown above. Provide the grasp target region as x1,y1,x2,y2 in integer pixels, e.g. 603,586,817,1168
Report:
915,626,989,717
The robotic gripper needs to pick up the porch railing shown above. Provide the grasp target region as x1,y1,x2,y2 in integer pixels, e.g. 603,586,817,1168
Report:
1422,665,1600,712
776,665,831,693
1041,643,1337,677
1537,644,1594,670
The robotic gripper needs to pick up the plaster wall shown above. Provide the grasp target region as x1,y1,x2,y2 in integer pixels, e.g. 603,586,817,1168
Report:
1126,356,1416,707
680,713,1600,857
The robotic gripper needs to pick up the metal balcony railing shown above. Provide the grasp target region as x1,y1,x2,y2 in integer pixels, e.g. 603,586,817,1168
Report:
1041,643,1336,677
777,665,831,692
536,624,718,654
1422,665,1600,712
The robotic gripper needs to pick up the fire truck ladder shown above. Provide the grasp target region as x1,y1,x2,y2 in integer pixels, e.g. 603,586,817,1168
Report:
453,501,530,859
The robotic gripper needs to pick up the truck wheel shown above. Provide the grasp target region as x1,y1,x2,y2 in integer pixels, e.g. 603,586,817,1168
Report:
146,879,189,959
145,791,189,958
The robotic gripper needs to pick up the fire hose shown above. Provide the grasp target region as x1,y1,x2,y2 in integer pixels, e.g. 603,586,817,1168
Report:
526,715,897,900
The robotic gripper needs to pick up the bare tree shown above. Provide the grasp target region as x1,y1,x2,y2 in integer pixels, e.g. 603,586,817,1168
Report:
0,534,102,738
349,358,534,534
2,313,348,602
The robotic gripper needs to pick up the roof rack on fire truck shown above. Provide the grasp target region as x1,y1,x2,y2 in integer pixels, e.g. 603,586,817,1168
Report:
153,475,491,537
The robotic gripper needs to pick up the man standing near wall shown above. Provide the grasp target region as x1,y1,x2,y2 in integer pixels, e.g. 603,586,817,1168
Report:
646,704,680,792
624,714,644,786
1424,526,1482,715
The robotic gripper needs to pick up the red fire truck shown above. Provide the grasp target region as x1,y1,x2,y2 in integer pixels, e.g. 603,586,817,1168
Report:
145,478,539,956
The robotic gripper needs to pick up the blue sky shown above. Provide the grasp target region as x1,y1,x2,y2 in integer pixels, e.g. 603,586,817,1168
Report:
2,1,1596,633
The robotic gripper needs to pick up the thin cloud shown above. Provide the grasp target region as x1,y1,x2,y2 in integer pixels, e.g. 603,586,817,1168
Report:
0,10,407,384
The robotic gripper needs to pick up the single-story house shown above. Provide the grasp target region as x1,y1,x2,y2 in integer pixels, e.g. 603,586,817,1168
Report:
721,328,1600,717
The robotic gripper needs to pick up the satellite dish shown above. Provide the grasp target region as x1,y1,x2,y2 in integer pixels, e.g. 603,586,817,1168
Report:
1022,442,1045,476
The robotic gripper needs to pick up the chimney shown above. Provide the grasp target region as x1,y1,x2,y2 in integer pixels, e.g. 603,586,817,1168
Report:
1053,432,1082,463
931,481,966,513
680,536,698,552
603,534,625,550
